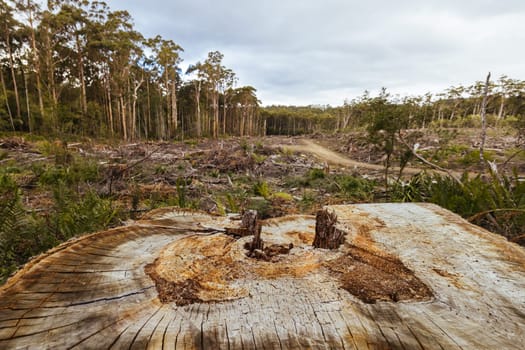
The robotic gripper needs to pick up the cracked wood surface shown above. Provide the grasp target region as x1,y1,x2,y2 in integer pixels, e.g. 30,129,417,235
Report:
1,204,524,349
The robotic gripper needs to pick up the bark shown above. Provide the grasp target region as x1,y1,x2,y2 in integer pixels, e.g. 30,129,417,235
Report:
76,37,88,117
119,95,127,140
145,78,151,139
0,69,15,131
313,208,346,249
213,92,219,138
131,77,143,140
106,78,114,136
26,4,45,123
195,80,201,137
497,95,505,120
22,70,31,132
4,22,21,121
170,80,177,138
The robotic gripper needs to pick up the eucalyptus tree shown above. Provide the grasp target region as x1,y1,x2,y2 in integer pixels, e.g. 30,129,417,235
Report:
148,35,183,139
186,61,206,137
15,0,49,128
220,67,236,134
202,51,224,138
95,9,143,139
231,85,260,136
0,0,19,130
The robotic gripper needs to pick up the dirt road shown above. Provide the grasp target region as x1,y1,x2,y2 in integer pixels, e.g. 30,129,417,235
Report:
281,139,433,176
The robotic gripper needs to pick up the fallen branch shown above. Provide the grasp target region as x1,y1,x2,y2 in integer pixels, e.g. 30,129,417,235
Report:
103,145,164,196
397,134,464,187
501,148,525,169
511,233,525,243
467,208,525,223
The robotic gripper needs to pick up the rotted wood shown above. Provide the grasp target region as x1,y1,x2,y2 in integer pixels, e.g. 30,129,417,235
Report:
313,208,346,249
225,209,259,238
0,204,524,349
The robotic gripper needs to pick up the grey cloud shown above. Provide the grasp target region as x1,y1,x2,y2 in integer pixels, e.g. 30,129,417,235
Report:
108,0,525,105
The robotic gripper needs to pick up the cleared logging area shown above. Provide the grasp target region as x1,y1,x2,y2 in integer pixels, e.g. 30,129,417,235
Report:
0,203,524,349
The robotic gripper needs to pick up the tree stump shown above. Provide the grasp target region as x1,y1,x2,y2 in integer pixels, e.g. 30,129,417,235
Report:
313,208,346,249
0,204,524,349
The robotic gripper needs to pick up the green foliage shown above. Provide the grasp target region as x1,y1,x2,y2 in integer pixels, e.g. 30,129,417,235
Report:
175,177,189,208
365,89,410,186
154,164,168,175
225,193,240,213
284,168,325,188
240,138,250,152
271,192,294,202
307,168,326,181
144,177,195,210
0,175,63,283
35,160,101,188
390,171,525,241
246,197,272,218
251,152,267,164
460,150,495,166
49,185,118,240
0,160,119,284
298,190,316,212
253,180,271,199
335,174,376,202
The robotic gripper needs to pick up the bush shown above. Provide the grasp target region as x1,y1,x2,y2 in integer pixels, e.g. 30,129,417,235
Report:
253,180,271,198
0,174,55,283
335,174,376,202
460,150,495,166
390,171,525,242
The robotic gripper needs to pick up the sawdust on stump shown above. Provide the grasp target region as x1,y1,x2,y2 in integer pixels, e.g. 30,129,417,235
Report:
326,245,433,303
145,208,433,306
144,262,203,305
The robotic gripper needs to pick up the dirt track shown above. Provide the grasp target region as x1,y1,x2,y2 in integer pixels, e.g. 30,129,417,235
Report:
281,139,436,176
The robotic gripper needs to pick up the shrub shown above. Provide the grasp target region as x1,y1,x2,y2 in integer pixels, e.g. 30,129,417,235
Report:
253,180,271,198
390,171,525,242
335,174,376,202
460,150,495,166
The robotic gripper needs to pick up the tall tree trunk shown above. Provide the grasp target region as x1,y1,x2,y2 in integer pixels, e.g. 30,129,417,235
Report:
22,70,31,133
4,24,21,121
26,4,45,125
479,72,491,163
106,78,114,137
213,92,219,138
171,81,177,138
195,81,201,138
222,95,227,135
0,69,15,131
132,76,143,140
497,95,505,120
146,78,151,139
76,37,88,117
120,95,127,140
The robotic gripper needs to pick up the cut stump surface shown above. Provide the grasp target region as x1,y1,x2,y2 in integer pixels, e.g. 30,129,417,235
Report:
1,204,524,349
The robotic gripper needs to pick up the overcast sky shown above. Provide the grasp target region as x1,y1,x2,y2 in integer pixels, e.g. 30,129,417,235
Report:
108,0,525,106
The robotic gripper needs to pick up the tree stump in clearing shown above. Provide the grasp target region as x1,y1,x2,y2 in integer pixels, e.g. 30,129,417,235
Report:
1,204,524,349
313,208,346,249
242,209,264,251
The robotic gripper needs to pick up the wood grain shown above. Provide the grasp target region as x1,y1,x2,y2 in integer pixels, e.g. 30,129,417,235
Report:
1,204,524,349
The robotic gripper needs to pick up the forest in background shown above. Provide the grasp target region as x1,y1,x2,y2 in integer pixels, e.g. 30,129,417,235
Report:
1,1,525,139
1,0,263,139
